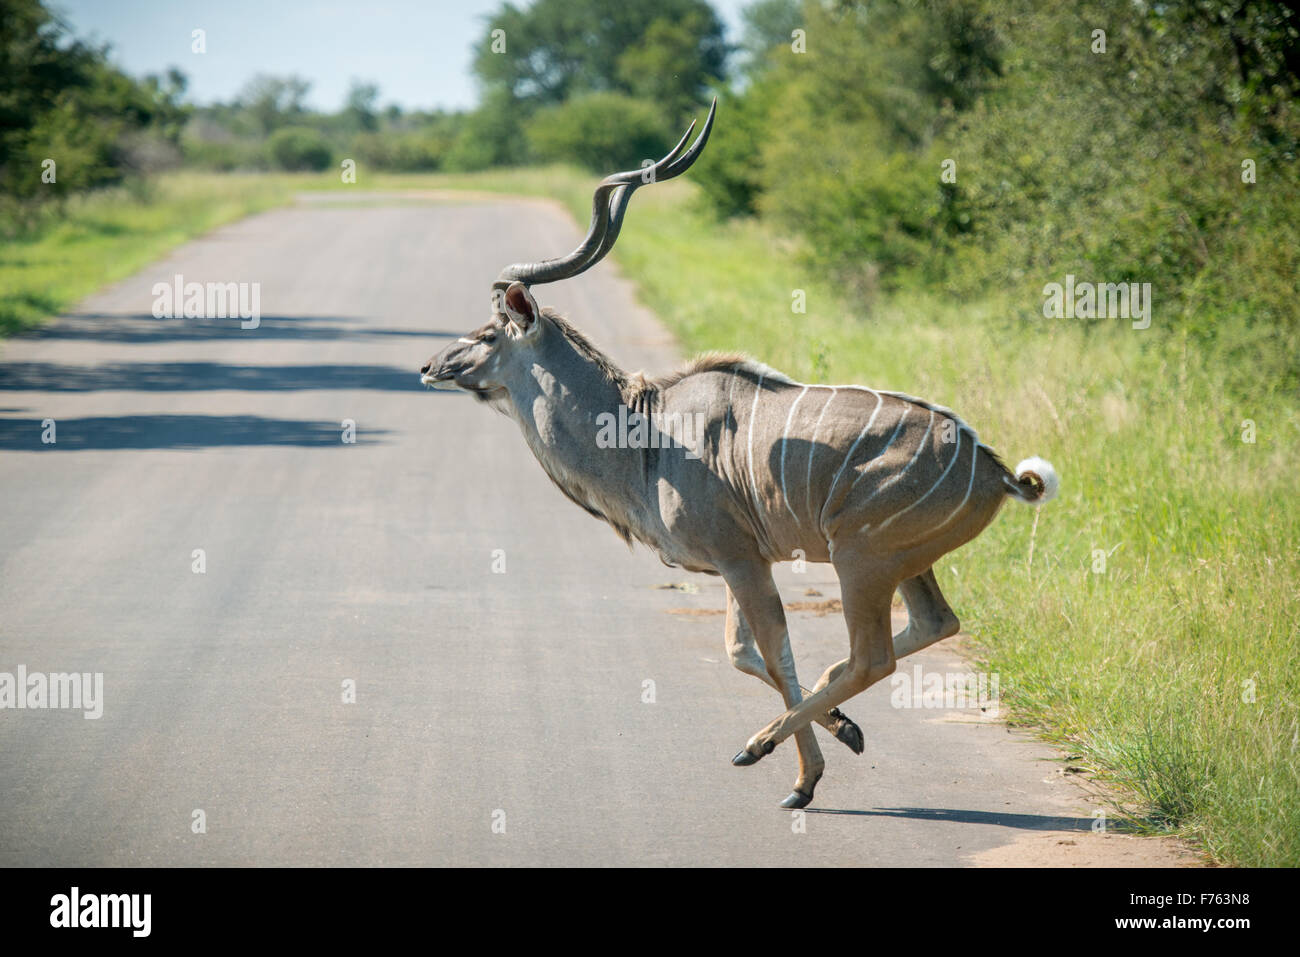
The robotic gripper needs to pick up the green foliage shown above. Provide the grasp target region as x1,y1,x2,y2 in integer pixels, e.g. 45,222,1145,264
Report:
472,0,726,109
615,8,725,123
465,0,725,167
689,85,771,217
343,78,380,132
237,73,311,137
443,90,525,172
180,135,265,172
525,92,672,172
265,125,332,172
698,0,1300,390
0,0,188,222
350,129,448,172
734,0,803,76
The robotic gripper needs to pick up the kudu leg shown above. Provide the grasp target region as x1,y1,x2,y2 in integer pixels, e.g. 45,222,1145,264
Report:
891,568,960,657
733,550,897,765
804,567,959,695
719,562,827,809
724,585,864,754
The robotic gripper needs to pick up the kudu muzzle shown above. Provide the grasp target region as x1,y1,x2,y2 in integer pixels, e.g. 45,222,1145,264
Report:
420,341,471,391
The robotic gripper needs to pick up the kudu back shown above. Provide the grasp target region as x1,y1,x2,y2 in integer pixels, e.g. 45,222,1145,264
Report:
421,100,1059,809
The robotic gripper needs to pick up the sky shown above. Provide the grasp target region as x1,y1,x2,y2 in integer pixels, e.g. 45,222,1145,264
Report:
51,0,750,114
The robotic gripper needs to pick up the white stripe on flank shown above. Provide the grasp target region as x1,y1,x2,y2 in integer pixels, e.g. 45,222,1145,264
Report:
780,385,810,522
933,434,980,531
795,380,996,456
875,428,963,531
877,389,983,446
861,408,934,509
805,388,838,521
821,390,883,526
849,403,909,491
746,372,766,512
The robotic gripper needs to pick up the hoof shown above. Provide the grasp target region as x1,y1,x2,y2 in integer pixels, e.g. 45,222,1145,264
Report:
779,772,821,809
731,739,775,766
779,789,814,810
830,710,865,755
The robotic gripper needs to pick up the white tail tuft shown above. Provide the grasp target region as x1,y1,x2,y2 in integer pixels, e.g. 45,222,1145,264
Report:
1010,456,1059,505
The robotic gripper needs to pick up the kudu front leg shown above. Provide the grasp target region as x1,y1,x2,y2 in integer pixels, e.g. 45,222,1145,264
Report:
724,586,864,754
719,562,825,809
735,552,897,764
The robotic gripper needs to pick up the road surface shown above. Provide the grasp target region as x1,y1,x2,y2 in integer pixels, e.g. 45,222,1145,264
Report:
1,192,1120,866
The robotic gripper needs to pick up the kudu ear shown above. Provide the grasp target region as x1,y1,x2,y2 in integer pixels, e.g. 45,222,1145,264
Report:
502,281,540,331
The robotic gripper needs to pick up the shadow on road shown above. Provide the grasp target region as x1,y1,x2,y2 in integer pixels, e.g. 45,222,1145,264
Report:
14,313,463,344
0,414,390,450
808,806,1133,833
0,360,426,392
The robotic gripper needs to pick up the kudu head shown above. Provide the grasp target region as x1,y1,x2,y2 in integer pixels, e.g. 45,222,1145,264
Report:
419,99,716,401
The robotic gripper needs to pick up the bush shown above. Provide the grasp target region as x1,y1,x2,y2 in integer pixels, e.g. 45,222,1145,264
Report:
718,0,1299,369
691,86,771,218
181,136,265,171
525,93,673,173
443,95,524,172
351,130,449,172
265,126,332,171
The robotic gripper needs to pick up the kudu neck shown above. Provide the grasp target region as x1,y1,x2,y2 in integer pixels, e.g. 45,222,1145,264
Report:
499,315,660,528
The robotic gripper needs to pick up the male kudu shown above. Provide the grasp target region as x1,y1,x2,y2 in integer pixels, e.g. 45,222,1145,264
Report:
421,101,1059,808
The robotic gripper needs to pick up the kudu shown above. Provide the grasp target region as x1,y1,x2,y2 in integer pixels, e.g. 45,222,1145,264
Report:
420,100,1059,809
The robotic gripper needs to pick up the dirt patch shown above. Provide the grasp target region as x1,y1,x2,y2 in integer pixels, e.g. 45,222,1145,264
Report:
971,828,1204,867
784,598,843,616
666,598,845,617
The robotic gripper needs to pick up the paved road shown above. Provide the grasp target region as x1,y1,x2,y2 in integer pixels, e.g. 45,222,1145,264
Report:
0,193,1097,866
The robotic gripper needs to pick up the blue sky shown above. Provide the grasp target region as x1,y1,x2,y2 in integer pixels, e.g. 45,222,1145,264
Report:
51,0,750,113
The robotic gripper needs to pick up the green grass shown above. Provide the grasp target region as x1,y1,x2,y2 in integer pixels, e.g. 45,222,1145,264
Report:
9,168,1297,865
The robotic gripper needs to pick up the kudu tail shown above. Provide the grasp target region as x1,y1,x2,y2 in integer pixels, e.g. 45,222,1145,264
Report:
1003,456,1059,505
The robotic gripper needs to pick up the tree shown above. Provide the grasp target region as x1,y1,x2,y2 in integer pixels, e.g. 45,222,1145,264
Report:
616,10,724,123
238,74,311,137
344,79,380,132
0,0,190,209
735,0,802,78
472,0,726,111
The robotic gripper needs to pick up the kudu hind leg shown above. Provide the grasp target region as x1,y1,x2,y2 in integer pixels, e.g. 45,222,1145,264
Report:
720,565,826,808
805,567,959,697
724,586,863,754
891,567,960,658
